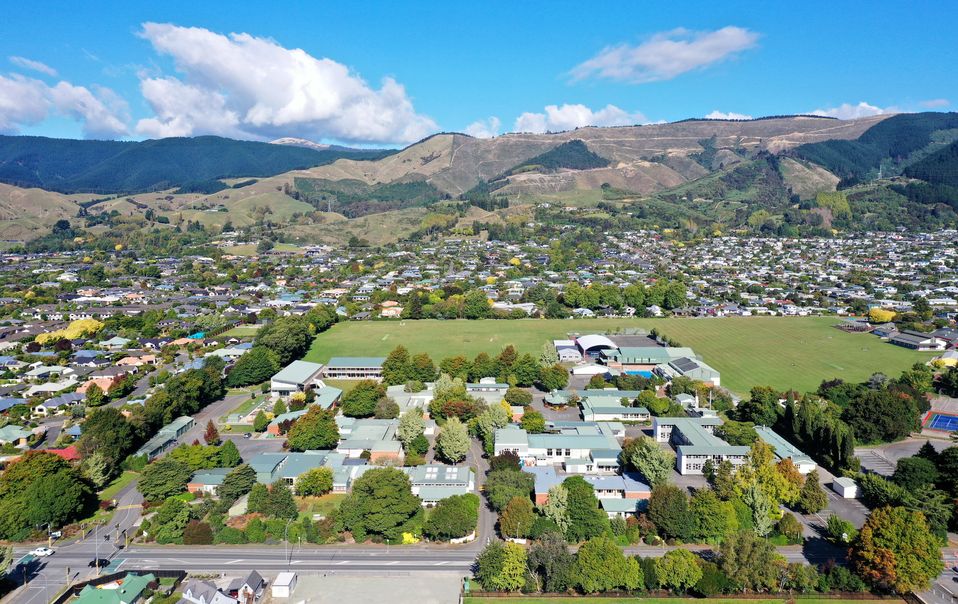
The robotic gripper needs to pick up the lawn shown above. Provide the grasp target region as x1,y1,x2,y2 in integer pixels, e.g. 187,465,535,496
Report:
221,325,262,338
463,600,901,604
298,493,347,519
306,317,934,395
99,470,139,501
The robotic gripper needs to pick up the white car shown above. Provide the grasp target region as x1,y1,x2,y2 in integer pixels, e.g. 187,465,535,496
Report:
30,547,54,557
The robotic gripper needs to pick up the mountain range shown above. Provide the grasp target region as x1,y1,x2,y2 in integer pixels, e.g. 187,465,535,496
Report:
0,112,956,244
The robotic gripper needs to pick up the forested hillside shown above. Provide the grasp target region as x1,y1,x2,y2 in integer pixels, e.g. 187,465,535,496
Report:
0,135,390,194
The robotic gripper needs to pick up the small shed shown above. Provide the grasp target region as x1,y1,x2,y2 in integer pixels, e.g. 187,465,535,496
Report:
272,572,297,598
832,477,858,499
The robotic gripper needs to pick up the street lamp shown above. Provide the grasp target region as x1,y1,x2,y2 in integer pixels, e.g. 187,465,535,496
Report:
283,519,294,568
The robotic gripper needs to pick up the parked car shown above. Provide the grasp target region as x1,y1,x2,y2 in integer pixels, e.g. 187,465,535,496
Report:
29,547,54,557
243,433,252,439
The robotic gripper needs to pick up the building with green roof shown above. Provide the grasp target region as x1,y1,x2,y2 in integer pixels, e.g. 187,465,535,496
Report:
653,416,749,475
74,573,156,604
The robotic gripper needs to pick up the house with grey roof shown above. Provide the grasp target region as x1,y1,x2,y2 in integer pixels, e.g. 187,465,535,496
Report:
270,360,325,397
653,416,749,475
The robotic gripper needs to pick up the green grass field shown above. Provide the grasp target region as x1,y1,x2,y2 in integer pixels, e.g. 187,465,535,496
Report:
306,317,934,395
221,325,262,338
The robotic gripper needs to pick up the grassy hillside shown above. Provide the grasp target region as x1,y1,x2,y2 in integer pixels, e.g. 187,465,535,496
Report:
501,139,610,177
0,135,390,194
305,316,933,395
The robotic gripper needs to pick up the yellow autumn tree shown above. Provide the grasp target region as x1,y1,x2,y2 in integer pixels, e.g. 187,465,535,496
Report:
36,318,105,345
868,308,896,323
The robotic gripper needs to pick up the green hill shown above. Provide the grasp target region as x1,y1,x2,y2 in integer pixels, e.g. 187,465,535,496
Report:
0,135,391,194
792,112,958,186
501,139,610,177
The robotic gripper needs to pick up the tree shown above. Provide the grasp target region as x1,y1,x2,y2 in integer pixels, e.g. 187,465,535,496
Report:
776,512,803,543
409,353,438,383
499,496,535,539
475,541,526,591
463,289,491,319
273,399,288,416
623,435,675,487
246,483,269,514
892,456,939,490
82,451,112,489
296,467,334,496
85,383,106,407
183,520,214,545
77,407,136,471
374,397,400,419
716,420,758,446
217,464,256,503
469,352,498,381
0,452,96,540
225,346,280,387
563,476,609,542
139,457,193,502
510,353,541,387
287,407,339,451
219,440,241,467
528,532,575,593
655,548,703,593
439,355,471,380
204,419,221,445
262,482,298,519
539,483,569,533
151,498,190,544
536,364,568,392
740,483,774,536
718,530,782,592
850,506,944,594
341,380,386,417
842,389,917,444
423,494,479,540
689,488,737,543
504,387,532,406
340,467,421,542
436,417,469,463
648,483,692,540
397,407,425,450
381,345,412,385
520,410,546,433
587,374,608,390
574,535,643,593
254,316,311,365
539,342,559,365
496,345,518,374
485,469,534,511
253,410,269,432
796,469,828,514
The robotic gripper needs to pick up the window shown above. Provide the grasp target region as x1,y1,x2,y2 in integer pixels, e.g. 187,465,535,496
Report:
565,449,571,456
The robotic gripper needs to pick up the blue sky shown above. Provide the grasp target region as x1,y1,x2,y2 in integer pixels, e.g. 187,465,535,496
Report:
0,0,954,145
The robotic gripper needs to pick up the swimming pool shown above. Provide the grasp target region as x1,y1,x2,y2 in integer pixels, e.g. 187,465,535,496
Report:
624,370,653,378
925,412,958,432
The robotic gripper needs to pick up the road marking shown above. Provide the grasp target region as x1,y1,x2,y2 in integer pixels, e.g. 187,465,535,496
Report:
434,561,449,566
291,560,302,565
387,561,398,565
224,559,244,565
336,561,349,565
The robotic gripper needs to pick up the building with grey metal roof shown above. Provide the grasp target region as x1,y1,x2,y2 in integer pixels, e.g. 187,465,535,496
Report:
323,356,387,380
653,416,749,475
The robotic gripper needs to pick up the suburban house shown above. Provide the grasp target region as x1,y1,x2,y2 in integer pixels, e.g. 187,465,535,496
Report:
270,361,325,397
322,356,386,380
226,572,266,602
187,468,233,495
180,580,241,604
74,573,156,604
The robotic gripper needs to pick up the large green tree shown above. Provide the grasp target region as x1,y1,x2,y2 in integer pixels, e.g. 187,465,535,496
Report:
225,346,280,387
217,464,256,503
286,407,340,451
0,452,96,540
340,467,421,542
562,476,609,543
436,417,469,463
254,316,311,366
655,548,703,593
648,483,692,541
718,530,783,592
623,435,675,487
423,493,479,540
340,380,386,418
574,535,643,593
139,457,193,502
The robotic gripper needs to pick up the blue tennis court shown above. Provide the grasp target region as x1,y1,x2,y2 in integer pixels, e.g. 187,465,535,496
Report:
926,413,958,432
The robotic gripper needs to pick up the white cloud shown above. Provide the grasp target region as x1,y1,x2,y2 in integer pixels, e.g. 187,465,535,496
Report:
464,116,500,138
920,98,950,109
705,110,753,120
514,103,647,133
9,56,57,77
570,26,759,84
809,101,893,120
135,22,437,144
0,73,128,137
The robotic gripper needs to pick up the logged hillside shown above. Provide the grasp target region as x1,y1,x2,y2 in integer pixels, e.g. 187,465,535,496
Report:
0,135,390,194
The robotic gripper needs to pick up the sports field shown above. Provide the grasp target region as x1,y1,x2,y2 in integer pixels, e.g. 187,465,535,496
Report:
305,316,933,395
